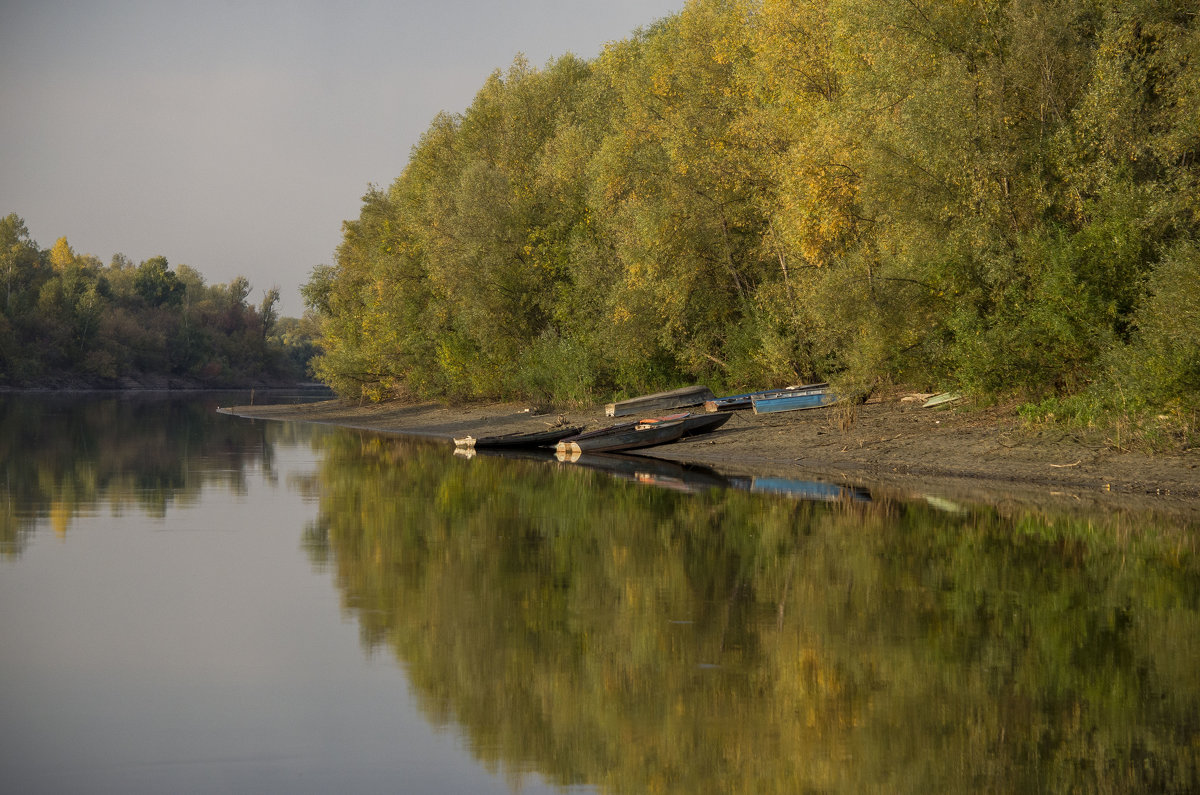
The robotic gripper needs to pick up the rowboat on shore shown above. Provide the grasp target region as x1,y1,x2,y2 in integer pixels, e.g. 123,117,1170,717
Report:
605,385,715,417
704,383,829,412
636,411,733,437
751,387,839,414
556,410,732,455
454,425,584,450
922,392,962,408
556,419,686,454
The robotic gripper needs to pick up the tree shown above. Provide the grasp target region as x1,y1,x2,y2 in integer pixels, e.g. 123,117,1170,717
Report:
0,214,42,316
133,256,184,307
299,0,1199,416
259,287,280,340
48,236,76,271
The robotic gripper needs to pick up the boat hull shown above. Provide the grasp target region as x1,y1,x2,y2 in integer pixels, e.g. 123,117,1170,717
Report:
557,420,686,454
605,385,715,417
636,412,732,437
705,383,829,412
751,389,838,414
454,425,584,449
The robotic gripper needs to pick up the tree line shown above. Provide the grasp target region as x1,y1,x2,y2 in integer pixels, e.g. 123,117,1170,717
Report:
0,213,319,387
305,0,1198,431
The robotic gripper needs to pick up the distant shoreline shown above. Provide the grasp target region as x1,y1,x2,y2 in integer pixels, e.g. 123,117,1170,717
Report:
1,379,330,393
219,391,1200,522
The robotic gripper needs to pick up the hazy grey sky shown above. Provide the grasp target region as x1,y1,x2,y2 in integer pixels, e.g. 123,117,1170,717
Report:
0,0,683,316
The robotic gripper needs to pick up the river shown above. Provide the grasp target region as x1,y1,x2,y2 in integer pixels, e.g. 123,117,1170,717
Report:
1,393,1197,793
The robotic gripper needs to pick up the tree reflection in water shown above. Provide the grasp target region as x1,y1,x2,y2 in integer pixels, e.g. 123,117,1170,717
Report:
0,393,290,554
307,431,1200,794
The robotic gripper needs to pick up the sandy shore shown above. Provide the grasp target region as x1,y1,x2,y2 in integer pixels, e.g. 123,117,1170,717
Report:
220,392,1200,520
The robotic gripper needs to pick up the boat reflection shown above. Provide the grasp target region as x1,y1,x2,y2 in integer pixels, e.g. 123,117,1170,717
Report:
453,444,870,502
750,477,870,502
556,450,729,494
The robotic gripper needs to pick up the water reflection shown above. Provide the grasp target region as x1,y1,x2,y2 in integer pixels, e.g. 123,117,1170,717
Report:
471,445,868,501
308,432,1200,794
6,394,1197,793
0,392,299,554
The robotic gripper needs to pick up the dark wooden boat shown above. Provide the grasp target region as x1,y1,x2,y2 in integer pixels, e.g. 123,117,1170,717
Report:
454,425,584,450
605,385,715,417
637,411,732,437
559,420,637,443
556,419,686,454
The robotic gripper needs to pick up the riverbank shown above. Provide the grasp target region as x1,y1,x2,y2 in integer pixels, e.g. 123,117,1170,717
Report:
220,391,1200,520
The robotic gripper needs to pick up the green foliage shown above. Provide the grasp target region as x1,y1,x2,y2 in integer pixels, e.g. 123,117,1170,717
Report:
1118,241,1200,407
506,330,599,406
0,218,318,386
1016,237,1200,449
133,256,184,307
305,0,1199,421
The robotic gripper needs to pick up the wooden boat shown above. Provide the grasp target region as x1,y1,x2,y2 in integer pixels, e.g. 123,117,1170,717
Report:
454,425,584,450
751,388,838,414
633,412,690,426
558,420,637,444
637,411,732,437
922,392,962,408
605,385,715,417
704,383,829,412
556,419,686,454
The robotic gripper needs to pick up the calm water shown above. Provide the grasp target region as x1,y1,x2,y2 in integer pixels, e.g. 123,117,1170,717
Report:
1,394,1197,794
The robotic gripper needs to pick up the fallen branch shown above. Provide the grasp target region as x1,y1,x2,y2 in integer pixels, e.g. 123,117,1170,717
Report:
1048,460,1082,468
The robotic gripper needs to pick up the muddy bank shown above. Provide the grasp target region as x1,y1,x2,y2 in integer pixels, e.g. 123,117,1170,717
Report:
219,393,1200,521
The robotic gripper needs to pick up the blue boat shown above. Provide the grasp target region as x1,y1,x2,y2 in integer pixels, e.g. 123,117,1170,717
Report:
751,388,838,414
704,383,828,412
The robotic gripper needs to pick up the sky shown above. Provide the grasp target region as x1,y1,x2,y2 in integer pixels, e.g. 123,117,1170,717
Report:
0,0,684,317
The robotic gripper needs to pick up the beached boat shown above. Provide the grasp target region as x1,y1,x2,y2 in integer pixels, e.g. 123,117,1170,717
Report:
751,388,838,414
454,425,584,450
922,392,962,408
556,419,686,454
605,385,715,417
704,383,829,412
558,420,637,444
637,411,732,437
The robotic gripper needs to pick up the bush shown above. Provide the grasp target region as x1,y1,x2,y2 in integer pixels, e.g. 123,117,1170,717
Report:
1113,240,1200,408
508,331,601,407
